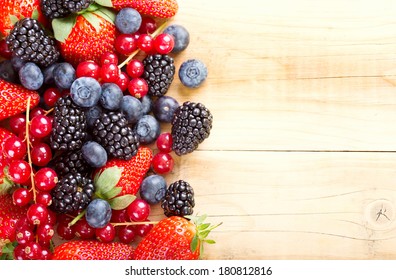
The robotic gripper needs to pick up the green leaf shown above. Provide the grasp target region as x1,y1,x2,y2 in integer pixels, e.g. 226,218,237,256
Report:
52,15,77,42
82,12,102,32
109,194,135,210
31,9,39,20
93,7,116,24
190,234,199,252
94,0,113,7
197,223,211,231
102,186,123,200
94,166,122,196
9,15,19,26
204,239,216,244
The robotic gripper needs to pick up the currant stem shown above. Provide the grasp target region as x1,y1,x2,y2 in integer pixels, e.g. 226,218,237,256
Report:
25,97,36,203
68,209,86,227
117,21,169,69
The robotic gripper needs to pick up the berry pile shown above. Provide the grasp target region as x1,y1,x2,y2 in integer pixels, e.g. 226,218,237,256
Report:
0,0,218,261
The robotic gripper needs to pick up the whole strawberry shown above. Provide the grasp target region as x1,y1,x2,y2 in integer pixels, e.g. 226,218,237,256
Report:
96,147,153,196
52,240,134,260
0,79,40,121
52,7,117,66
106,0,178,18
0,0,48,37
132,215,221,260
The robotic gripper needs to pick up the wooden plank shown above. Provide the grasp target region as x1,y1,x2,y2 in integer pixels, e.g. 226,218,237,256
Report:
149,151,396,259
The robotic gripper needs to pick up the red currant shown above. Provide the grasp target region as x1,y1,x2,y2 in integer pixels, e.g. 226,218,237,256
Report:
118,225,135,244
152,152,174,174
13,244,28,260
30,143,52,167
0,38,12,59
95,223,116,242
100,63,120,83
3,136,27,160
9,114,26,134
30,115,52,138
39,248,53,260
137,34,154,53
18,130,41,147
56,220,76,240
110,209,128,223
12,188,32,207
45,208,57,225
36,223,55,243
126,198,150,222
29,107,46,119
133,220,153,237
34,167,58,192
154,33,174,54
74,218,95,239
128,78,148,98
15,226,34,245
156,132,173,153
126,59,144,78
36,191,52,207
76,60,101,79
139,17,157,34
43,87,62,108
8,159,31,184
24,241,42,260
100,52,118,65
116,71,130,92
115,34,138,56
26,203,48,225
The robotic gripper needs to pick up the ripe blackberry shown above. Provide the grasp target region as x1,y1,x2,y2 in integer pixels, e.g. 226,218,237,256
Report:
50,96,87,152
6,18,60,67
142,54,175,97
52,149,92,178
161,180,195,217
171,101,213,156
63,0,95,13
50,173,95,214
41,0,71,19
92,111,139,160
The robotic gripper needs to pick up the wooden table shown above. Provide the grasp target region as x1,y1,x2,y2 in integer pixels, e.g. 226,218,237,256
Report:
156,0,396,259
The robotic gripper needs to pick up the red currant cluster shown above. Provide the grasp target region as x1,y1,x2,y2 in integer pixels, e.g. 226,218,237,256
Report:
153,132,174,174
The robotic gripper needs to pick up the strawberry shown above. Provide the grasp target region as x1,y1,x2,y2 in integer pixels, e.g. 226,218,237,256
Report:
96,147,153,196
0,0,47,36
0,194,29,251
0,79,40,121
109,0,179,18
132,215,221,260
0,127,16,194
52,7,117,67
51,240,134,260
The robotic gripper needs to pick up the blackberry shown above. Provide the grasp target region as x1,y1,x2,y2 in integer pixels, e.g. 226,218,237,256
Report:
142,54,175,97
161,180,195,217
6,18,60,67
52,149,92,178
171,101,213,156
92,111,139,160
41,0,71,19
50,96,87,151
50,172,95,214
63,0,94,13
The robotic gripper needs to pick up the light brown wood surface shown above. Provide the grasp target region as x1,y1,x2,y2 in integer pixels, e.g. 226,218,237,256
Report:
156,0,396,259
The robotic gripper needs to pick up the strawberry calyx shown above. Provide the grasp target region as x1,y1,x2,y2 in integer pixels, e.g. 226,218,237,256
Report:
185,214,222,259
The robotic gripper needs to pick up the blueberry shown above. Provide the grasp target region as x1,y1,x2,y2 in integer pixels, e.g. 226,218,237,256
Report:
0,60,17,83
134,114,160,144
53,62,76,90
121,95,143,124
115,8,142,34
70,77,102,108
85,105,103,129
85,199,112,228
178,59,208,88
18,62,43,90
140,175,167,205
100,83,123,110
43,63,59,84
153,96,179,123
163,24,190,53
11,55,26,72
81,141,108,168
140,95,153,115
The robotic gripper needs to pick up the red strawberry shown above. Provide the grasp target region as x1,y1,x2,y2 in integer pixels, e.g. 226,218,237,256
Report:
110,0,178,18
0,79,40,121
51,240,134,260
0,0,47,36
0,194,29,250
0,127,16,194
132,215,221,260
96,147,153,196
53,8,117,67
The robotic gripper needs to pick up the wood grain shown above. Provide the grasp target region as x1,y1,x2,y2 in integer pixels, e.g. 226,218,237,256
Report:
163,0,396,259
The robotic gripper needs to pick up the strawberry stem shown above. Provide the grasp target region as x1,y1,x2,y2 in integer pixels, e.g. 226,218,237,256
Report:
118,21,169,69
25,97,36,203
